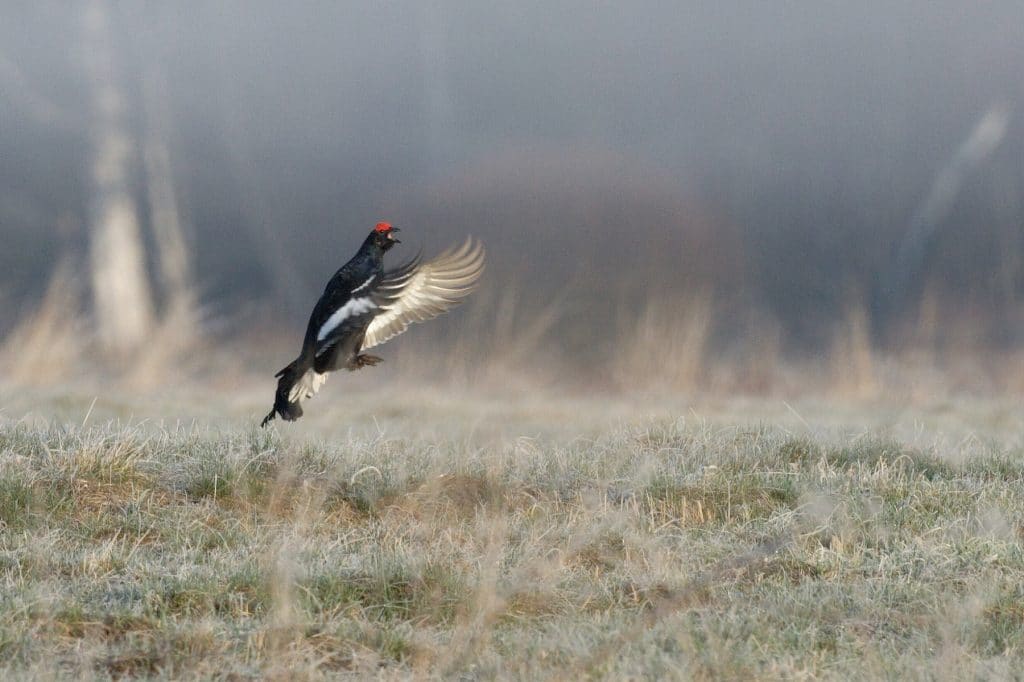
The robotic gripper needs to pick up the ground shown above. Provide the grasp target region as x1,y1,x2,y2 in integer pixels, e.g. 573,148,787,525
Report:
1,380,1023,680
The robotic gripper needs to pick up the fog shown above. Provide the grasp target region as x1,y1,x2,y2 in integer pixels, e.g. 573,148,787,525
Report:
3,1,1023,353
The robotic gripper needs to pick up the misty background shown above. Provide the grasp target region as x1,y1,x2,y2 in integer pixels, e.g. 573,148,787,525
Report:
3,1,1024,389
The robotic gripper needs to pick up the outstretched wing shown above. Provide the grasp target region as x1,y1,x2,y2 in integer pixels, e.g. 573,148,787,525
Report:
362,237,485,351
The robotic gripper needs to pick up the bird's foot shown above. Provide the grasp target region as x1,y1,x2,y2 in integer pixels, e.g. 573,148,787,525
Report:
355,354,383,368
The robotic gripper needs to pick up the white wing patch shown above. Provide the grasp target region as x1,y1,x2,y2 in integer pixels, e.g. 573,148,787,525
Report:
288,369,328,403
351,274,376,294
362,237,485,351
316,297,378,342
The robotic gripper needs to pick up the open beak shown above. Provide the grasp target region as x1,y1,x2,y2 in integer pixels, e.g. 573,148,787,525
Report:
388,227,401,243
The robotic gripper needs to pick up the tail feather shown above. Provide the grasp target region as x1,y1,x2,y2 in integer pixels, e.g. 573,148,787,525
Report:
261,357,310,427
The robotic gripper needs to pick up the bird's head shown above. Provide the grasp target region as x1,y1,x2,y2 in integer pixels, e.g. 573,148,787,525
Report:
371,222,400,251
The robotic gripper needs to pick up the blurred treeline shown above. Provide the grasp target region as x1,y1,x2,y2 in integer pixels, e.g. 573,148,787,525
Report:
2,2,1024,389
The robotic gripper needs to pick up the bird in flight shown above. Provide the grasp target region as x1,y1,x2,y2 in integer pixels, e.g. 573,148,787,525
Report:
261,222,485,426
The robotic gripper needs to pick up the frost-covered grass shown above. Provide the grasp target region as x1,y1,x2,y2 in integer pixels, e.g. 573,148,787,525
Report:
2,388,1024,679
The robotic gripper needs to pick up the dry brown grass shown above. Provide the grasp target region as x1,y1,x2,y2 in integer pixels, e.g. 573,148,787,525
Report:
829,300,879,398
613,293,714,392
0,258,207,393
0,260,85,385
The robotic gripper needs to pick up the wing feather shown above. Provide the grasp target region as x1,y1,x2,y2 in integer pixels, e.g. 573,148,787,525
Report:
362,237,485,350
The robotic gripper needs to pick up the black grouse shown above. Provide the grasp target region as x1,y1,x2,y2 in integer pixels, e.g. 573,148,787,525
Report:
261,222,485,426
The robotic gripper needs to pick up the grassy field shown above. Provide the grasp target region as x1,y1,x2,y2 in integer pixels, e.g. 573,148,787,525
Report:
2,382,1024,680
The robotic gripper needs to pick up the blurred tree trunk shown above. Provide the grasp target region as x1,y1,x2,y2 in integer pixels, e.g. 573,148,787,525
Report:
83,0,154,355
141,62,199,341
877,104,1011,340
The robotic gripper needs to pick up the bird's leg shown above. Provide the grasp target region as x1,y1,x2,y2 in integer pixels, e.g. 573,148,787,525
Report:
354,354,383,368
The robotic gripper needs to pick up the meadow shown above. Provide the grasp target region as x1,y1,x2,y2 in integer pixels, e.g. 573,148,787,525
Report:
2,375,1024,680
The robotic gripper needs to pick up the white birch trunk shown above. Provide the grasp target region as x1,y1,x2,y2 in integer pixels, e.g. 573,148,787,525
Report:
83,0,154,354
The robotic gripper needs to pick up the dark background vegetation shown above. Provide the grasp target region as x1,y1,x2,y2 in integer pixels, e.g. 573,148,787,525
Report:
2,1,1023,359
